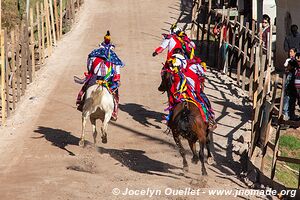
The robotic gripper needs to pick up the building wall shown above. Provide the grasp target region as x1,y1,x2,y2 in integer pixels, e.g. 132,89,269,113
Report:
276,0,300,68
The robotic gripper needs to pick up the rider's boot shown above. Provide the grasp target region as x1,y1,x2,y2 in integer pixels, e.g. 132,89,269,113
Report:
111,92,119,121
208,118,217,131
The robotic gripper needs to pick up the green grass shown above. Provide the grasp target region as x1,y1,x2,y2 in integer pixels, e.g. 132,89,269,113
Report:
279,135,300,150
279,135,300,171
275,164,299,188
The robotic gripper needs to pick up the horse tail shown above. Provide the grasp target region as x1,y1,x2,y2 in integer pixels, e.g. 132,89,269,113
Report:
82,86,106,116
174,103,197,141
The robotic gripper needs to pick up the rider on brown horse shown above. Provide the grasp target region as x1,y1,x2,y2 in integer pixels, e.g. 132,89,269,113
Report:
162,53,217,131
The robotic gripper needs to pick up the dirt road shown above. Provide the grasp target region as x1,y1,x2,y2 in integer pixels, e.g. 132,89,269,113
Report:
0,0,261,199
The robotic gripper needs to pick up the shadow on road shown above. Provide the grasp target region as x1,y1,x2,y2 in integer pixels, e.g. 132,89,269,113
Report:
119,103,164,129
33,126,80,156
97,146,188,180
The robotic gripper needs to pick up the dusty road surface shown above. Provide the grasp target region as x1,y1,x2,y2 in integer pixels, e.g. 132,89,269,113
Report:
0,0,268,199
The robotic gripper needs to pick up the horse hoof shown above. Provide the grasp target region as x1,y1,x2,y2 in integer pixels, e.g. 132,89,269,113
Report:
207,157,214,165
191,156,199,164
101,137,107,144
79,140,85,147
183,165,189,172
202,170,208,176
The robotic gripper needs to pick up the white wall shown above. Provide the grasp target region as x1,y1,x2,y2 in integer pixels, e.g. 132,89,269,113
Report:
276,0,300,68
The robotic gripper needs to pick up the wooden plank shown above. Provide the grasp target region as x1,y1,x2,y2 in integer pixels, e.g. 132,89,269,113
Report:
249,46,260,158
242,22,249,91
30,8,35,80
36,2,42,66
271,75,286,179
53,0,60,40
4,29,10,117
236,15,244,86
277,156,300,165
260,75,279,173
41,2,46,63
10,30,16,110
0,29,6,126
60,0,63,37
190,0,199,39
49,0,57,46
271,125,280,179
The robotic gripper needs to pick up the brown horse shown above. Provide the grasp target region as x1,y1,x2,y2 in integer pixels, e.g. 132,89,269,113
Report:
160,69,213,175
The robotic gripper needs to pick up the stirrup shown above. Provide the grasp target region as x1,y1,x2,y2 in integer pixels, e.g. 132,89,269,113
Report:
111,112,118,121
208,120,217,131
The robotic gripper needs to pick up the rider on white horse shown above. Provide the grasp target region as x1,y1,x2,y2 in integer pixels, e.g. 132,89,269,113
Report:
76,31,124,121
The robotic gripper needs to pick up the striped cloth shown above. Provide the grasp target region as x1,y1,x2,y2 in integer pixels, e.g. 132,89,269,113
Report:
88,44,124,67
295,67,300,89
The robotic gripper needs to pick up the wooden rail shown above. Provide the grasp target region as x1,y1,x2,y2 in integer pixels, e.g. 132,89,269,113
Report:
0,0,83,126
190,0,300,190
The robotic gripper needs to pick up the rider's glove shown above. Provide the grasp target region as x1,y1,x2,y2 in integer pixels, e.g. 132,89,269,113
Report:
152,52,158,57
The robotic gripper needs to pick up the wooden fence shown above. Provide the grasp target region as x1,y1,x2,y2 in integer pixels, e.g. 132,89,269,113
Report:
0,0,83,126
190,0,300,190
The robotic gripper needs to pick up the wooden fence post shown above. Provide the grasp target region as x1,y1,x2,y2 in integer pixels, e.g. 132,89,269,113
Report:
260,75,279,174
228,16,237,77
236,15,244,86
0,29,6,126
44,0,53,56
15,25,21,102
249,46,260,157
30,8,35,80
53,0,60,40
41,2,46,63
36,2,42,66
49,0,57,46
24,16,31,84
60,0,63,37
242,22,249,91
4,29,10,117
206,0,212,61
196,0,202,45
271,74,286,179
21,21,27,95
11,30,16,111
248,20,256,99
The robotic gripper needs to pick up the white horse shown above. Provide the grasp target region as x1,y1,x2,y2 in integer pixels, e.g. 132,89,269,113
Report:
79,83,114,147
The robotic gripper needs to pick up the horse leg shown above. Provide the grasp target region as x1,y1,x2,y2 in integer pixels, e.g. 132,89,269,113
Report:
173,134,188,172
79,114,87,147
90,116,98,145
189,140,199,164
199,141,208,176
101,112,112,144
206,131,214,165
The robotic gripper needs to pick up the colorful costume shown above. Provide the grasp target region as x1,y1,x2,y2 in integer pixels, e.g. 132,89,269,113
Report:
153,25,202,91
76,31,124,120
166,54,216,129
